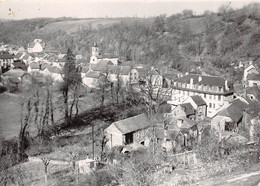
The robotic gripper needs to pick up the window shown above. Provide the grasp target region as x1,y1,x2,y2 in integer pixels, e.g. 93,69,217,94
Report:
204,93,206,98
209,103,212,108
209,95,212,99
213,103,215,108
93,59,94,61
218,95,221,101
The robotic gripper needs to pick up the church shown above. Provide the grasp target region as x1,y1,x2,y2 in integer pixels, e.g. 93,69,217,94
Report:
89,43,119,65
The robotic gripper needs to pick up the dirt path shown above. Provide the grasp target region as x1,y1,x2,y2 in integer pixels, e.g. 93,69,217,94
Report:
196,163,260,186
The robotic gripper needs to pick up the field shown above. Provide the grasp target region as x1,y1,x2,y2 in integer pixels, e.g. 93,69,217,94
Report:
0,93,34,141
0,91,102,141
39,18,154,33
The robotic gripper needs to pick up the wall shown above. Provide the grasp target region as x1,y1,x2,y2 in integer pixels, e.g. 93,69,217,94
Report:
105,124,123,148
132,127,151,146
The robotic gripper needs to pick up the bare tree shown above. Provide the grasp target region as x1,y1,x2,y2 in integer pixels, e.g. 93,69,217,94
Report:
41,157,50,184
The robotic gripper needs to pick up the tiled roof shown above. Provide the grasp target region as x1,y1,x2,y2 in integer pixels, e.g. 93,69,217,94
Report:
218,98,249,123
0,54,13,59
102,53,118,59
13,61,27,71
247,73,260,81
233,84,244,94
112,114,152,134
2,69,26,77
85,71,101,78
14,53,23,59
174,74,226,88
190,95,206,106
41,63,50,70
108,65,131,75
29,62,40,69
246,87,260,99
179,103,195,116
47,66,61,73
90,60,114,72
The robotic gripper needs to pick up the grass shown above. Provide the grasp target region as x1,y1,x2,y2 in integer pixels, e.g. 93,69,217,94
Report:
0,91,101,140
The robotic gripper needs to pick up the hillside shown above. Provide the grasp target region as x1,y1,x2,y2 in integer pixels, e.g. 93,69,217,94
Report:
0,4,259,77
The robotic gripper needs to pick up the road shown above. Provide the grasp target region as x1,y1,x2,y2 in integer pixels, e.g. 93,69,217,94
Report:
196,163,260,186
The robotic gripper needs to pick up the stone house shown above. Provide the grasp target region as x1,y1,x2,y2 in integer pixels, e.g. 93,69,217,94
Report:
105,114,152,148
183,95,207,120
211,98,249,133
239,100,260,142
82,71,103,88
158,116,198,152
171,103,196,120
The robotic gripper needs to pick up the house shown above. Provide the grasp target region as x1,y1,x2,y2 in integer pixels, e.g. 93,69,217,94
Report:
1,69,31,92
240,101,260,142
0,53,14,73
43,66,63,82
82,71,103,88
28,39,45,53
211,98,249,133
12,60,27,71
105,114,152,148
170,74,234,117
245,87,260,102
243,62,258,81
27,62,40,73
158,116,198,152
183,95,207,120
160,67,182,86
171,103,196,120
246,73,260,87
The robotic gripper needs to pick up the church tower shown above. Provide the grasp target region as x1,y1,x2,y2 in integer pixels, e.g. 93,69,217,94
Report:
92,42,100,57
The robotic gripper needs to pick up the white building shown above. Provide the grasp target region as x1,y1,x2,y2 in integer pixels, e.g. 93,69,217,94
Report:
89,43,118,65
28,39,45,53
169,74,234,118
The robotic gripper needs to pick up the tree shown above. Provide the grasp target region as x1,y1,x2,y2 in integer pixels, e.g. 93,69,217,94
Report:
61,48,82,126
182,10,193,18
41,157,50,184
152,15,166,33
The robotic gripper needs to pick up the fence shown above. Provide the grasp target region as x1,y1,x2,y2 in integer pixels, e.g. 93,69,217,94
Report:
165,151,198,167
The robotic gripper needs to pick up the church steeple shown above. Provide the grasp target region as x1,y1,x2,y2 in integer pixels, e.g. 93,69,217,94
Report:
92,42,99,57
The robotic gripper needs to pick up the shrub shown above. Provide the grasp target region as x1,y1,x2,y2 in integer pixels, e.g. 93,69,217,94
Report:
0,85,7,93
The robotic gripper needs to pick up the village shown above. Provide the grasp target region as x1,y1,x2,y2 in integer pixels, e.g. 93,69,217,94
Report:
0,37,260,185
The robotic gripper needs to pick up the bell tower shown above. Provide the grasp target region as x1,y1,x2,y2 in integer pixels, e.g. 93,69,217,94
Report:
92,42,99,57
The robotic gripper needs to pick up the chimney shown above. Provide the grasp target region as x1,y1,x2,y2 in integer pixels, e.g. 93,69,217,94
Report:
225,80,229,91
198,76,202,82
190,78,193,87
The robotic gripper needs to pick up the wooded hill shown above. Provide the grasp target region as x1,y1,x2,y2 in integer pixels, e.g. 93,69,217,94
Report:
0,3,259,78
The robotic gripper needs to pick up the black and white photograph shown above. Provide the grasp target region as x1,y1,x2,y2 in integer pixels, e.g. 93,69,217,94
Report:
0,0,259,185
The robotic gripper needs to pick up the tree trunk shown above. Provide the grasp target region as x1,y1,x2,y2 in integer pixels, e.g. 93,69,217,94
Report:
63,85,69,125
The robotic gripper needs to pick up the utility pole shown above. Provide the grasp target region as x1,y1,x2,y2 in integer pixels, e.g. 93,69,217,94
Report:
92,124,94,160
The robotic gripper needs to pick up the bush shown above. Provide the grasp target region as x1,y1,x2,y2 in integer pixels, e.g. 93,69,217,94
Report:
26,137,52,156
0,85,7,93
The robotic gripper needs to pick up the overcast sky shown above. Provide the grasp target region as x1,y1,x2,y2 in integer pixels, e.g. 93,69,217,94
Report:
0,0,257,20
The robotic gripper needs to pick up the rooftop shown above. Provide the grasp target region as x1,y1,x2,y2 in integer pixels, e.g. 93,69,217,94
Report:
174,74,227,88
179,103,195,116
0,54,14,59
190,95,206,106
2,69,26,78
112,114,152,134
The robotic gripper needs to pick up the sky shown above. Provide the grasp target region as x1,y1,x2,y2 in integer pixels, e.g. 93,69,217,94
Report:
0,0,258,20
